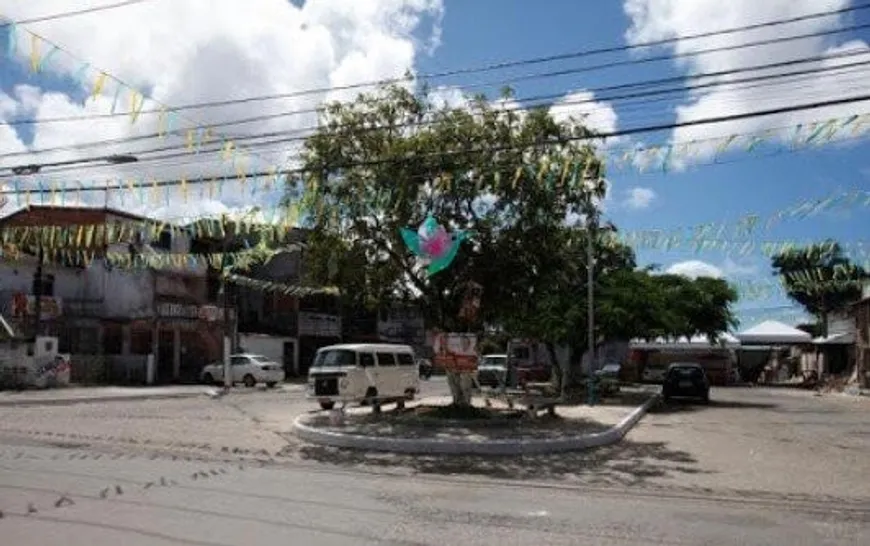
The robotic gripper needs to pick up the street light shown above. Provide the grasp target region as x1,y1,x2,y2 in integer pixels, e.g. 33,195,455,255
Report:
5,154,139,176
105,154,139,165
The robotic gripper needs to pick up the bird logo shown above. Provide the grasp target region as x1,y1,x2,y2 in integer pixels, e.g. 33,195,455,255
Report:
400,215,466,276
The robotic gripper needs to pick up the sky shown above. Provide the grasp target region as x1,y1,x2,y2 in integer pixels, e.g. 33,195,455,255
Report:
1,0,870,329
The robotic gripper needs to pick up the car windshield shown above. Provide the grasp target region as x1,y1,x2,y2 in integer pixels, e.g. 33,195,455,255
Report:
481,357,506,367
313,349,357,368
248,355,272,364
669,366,703,378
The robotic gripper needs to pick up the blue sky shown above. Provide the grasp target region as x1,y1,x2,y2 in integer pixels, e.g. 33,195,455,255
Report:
2,0,870,329
415,0,870,328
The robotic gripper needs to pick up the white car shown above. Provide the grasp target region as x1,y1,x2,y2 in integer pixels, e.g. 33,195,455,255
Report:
200,353,285,388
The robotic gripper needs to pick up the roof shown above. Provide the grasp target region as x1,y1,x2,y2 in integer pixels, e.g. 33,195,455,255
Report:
630,333,740,349
667,362,703,368
0,204,152,226
318,343,414,352
736,320,812,344
812,332,856,345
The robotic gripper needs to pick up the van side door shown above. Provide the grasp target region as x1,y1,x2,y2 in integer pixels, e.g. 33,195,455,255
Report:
375,352,399,396
396,352,419,392
357,351,377,397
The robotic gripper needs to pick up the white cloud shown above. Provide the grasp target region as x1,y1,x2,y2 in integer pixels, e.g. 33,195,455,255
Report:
623,0,870,165
665,260,724,279
665,256,760,280
623,186,656,209
549,90,620,139
0,0,445,220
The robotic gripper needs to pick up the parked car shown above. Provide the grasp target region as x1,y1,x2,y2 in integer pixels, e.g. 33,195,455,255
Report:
642,365,667,384
477,354,508,388
418,358,433,380
595,362,622,380
200,354,285,388
662,362,710,403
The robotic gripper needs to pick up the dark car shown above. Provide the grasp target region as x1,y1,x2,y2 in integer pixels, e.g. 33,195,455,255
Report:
418,358,433,380
662,362,710,403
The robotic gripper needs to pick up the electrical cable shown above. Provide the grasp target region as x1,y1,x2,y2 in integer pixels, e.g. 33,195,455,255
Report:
33,72,870,179
3,92,870,194
6,2,869,123
5,47,869,166
0,1,153,28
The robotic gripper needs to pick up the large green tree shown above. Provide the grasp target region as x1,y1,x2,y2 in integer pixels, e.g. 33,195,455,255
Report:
771,241,866,336
297,84,604,331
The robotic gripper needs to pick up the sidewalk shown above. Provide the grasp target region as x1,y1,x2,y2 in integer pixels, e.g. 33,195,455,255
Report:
0,383,303,407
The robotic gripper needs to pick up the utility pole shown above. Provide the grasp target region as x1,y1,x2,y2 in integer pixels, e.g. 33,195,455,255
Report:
221,219,232,390
32,244,44,339
587,213,595,374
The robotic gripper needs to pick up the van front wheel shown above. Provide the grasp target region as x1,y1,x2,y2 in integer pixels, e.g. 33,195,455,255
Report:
320,401,335,410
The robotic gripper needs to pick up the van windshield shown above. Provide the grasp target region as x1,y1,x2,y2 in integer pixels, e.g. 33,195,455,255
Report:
314,349,357,368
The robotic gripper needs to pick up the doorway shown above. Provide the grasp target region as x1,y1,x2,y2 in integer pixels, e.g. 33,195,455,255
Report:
157,329,174,384
282,340,296,377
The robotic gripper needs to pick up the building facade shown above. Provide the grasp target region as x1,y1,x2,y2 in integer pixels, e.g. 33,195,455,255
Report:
0,206,228,384
854,296,870,387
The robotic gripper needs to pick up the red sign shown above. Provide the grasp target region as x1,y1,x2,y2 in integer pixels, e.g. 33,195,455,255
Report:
432,332,478,373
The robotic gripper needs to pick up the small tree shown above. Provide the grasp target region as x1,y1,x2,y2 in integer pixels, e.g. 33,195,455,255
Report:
772,241,866,336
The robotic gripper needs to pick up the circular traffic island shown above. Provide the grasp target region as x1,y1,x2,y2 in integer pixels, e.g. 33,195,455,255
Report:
293,396,659,456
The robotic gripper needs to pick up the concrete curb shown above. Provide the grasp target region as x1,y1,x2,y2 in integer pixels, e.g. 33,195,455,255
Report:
0,391,205,408
0,385,305,408
292,394,661,456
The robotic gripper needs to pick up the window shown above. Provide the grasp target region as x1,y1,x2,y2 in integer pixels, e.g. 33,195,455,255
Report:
376,352,397,366
32,273,55,297
397,353,415,366
359,353,375,368
511,346,530,359
231,356,249,366
317,350,356,367
154,230,173,251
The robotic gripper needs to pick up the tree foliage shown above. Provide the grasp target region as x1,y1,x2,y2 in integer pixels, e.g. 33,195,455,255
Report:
771,241,866,335
298,84,605,329
295,84,740,388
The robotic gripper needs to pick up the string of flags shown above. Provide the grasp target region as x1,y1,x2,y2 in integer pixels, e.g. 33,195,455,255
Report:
2,20,870,210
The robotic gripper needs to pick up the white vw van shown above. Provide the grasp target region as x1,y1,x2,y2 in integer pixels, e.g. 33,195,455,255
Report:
307,343,419,410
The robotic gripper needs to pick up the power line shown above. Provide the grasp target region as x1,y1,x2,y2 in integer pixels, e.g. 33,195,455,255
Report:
6,2,868,124
5,46,870,167
0,1,152,28
3,93,870,195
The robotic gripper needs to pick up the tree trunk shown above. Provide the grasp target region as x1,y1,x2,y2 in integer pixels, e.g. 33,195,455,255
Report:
446,371,474,406
545,342,567,398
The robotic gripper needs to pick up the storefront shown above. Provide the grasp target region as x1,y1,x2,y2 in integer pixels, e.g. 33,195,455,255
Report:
152,301,232,384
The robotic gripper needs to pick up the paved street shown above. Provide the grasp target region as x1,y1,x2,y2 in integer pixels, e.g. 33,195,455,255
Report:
0,380,868,544
1,443,866,545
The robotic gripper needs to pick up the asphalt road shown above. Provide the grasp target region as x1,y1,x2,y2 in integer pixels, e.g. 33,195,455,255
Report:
1,443,866,545
0,379,868,544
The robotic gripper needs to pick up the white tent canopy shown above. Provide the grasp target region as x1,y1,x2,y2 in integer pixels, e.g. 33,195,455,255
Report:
736,320,812,344
630,332,740,349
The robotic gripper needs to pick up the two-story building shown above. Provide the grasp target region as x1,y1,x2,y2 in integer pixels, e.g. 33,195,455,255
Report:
852,283,870,387
0,205,227,384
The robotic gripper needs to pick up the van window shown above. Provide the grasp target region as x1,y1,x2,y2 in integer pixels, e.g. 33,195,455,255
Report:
317,350,356,367
511,346,530,359
359,353,375,368
376,352,397,366
397,353,415,366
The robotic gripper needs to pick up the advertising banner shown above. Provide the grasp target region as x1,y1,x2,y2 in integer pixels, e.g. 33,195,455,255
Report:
432,332,478,373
